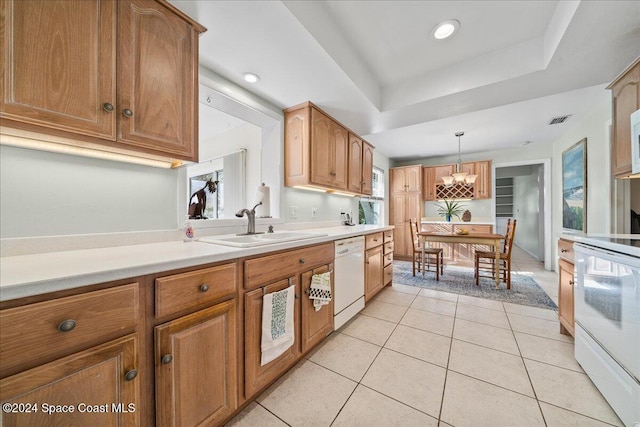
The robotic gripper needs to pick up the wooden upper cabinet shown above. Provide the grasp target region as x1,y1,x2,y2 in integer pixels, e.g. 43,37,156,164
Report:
347,135,374,195
608,57,640,178
391,165,422,193
117,0,201,161
434,164,455,185
348,133,364,193
1,0,117,139
0,0,205,164
310,108,333,186
423,167,436,201
285,102,373,193
362,141,374,195
474,160,492,199
310,107,348,190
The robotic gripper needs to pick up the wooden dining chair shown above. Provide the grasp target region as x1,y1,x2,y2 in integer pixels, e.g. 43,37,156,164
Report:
474,219,517,289
409,219,443,280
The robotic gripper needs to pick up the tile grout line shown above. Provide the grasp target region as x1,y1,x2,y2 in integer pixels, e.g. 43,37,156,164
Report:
505,303,548,427
437,297,458,425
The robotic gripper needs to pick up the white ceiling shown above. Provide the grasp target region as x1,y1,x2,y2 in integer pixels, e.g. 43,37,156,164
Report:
172,0,640,161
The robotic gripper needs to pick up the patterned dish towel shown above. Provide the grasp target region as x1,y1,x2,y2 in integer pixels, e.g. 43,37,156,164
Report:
261,285,295,366
309,271,332,312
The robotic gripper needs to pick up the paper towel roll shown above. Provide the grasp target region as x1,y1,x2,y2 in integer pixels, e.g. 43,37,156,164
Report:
254,183,271,218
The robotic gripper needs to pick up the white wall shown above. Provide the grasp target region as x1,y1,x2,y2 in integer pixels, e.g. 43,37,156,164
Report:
551,91,611,242
0,145,178,238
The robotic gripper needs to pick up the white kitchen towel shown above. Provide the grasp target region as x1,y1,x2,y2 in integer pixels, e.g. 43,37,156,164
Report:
261,284,295,366
309,271,332,312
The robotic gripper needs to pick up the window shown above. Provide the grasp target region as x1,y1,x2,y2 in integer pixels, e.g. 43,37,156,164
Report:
359,167,384,225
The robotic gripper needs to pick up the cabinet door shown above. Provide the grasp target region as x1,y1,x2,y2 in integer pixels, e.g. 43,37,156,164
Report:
434,165,455,184
474,160,492,199
155,300,237,427
300,264,334,353
310,108,333,186
118,0,199,161
390,167,407,193
558,259,575,336
423,167,436,201
244,278,301,398
0,335,139,426
365,246,384,302
361,142,374,195
347,134,364,193
284,107,310,187
332,122,349,190
405,192,423,228
1,0,116,139
405,166,422,192
610,63,639,177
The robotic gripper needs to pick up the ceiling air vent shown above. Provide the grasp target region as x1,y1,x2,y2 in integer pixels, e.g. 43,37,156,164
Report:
548,115,572,125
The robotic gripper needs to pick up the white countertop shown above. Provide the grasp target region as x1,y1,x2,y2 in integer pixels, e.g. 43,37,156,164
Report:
560,233,640,258
0,225,393,302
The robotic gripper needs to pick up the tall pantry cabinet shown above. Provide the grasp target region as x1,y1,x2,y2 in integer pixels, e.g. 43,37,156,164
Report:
390,166,423,259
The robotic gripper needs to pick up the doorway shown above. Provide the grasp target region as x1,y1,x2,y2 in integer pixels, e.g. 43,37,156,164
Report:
492,159,551,271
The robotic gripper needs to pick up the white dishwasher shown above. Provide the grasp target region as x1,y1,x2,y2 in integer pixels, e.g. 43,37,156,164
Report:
333,236,365,329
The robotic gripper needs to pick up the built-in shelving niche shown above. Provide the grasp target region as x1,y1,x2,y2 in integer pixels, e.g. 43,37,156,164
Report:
495,177,513,217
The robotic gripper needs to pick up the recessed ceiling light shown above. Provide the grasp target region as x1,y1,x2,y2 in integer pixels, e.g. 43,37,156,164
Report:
242,72,260,83
432,19,460,40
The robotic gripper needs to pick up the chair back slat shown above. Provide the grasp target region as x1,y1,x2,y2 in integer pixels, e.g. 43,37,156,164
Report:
504,219,517,256
409,218,419,248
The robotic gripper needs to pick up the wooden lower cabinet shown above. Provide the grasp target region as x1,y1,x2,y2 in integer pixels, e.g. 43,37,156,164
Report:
155,299,237,427
365,245,384,302
558,258,575,336
0,334,139,426
301,264,334,353
244,278,301,399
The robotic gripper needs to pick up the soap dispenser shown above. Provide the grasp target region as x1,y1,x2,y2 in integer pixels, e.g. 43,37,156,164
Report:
182,216,195,242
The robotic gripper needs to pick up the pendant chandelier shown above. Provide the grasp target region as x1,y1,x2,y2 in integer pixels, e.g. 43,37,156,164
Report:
442,131,477,187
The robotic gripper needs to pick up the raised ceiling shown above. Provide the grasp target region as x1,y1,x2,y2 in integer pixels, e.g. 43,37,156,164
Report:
172,0,640,160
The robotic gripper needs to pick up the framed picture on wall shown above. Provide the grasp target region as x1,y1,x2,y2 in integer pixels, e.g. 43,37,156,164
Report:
562,138,587,232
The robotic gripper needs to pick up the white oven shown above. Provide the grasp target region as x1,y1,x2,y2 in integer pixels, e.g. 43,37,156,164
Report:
574,241,640,427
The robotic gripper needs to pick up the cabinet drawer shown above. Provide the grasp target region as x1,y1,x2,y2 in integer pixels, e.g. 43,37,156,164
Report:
454,224,492,234
384,264,393,285
383,230,393,243
244,243,333,290
365,232,384,249
0,283,139,377
384,252,393,267
155,263,236,318
384,241,394,254
558,238,575,262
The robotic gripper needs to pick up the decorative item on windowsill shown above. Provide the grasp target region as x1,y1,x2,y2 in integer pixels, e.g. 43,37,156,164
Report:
437,200,465,222
188,179,218,219
462,209,472,222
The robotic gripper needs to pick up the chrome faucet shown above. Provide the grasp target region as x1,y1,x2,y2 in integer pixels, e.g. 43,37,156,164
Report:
235,202,263,235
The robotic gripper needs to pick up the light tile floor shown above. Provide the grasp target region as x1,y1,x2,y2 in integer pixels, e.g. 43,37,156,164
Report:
227,246,623,427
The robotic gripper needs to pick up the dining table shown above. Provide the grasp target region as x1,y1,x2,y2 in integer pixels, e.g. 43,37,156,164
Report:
418,231,506,289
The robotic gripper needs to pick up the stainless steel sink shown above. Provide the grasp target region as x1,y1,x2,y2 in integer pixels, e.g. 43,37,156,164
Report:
199,231,328,247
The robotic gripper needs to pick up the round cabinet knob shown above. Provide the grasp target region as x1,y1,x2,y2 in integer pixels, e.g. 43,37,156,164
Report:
122,109,133,117
57,319,76,332
124,369,138,381
561,249,568,253
102,102,114,112
199,284,209,293
161,354,173,364
299,259,305,264
569,280,575,286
